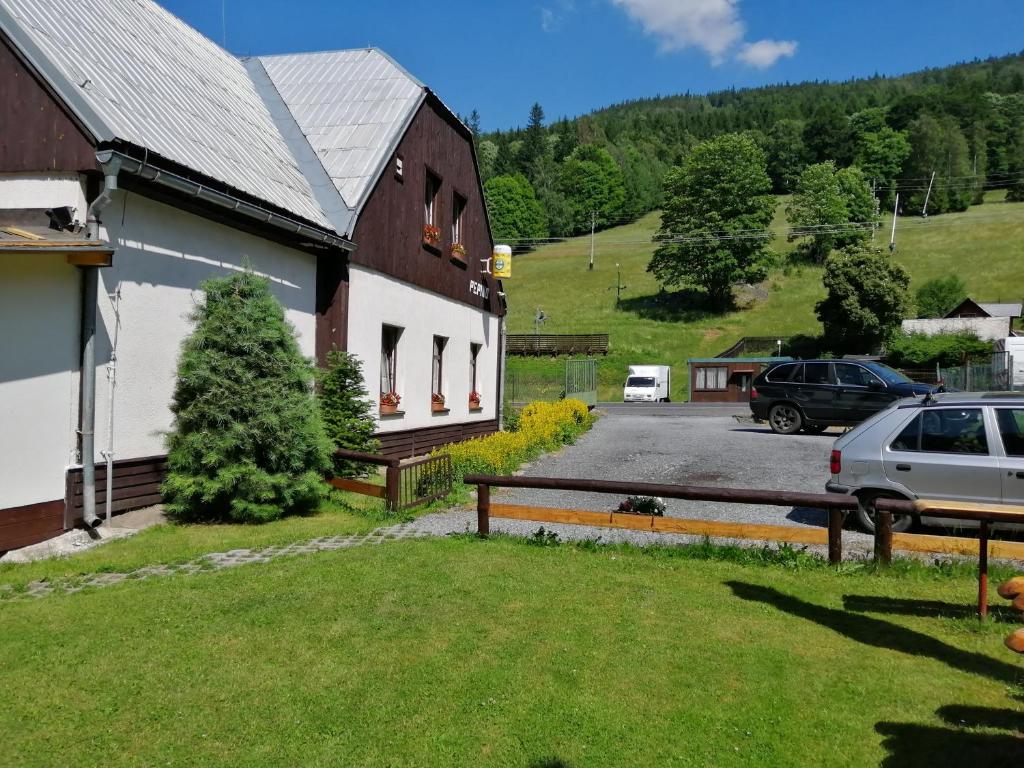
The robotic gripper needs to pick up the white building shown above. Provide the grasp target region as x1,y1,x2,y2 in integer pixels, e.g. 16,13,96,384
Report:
0,0,503,552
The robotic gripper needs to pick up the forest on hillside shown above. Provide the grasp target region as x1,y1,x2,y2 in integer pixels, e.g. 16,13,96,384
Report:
467,51,1024,245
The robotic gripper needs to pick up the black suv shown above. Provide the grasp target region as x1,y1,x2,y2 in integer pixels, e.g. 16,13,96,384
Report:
750,360,937,434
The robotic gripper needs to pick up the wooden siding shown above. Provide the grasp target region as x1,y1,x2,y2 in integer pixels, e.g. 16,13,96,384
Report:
0,499,64,553
67,454,167,525
0,34,96,173
375,419,498,460
350,97,502,317
689,362,765,403
315,254,349,363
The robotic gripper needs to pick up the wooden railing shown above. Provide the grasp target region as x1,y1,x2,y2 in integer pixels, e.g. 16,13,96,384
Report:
466,474,1024,620
506,334,609,356
877,497,1024,620
329,449,453,511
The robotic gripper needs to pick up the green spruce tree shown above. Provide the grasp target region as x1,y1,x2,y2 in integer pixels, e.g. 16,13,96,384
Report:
318,348,379,477
163,272,332,523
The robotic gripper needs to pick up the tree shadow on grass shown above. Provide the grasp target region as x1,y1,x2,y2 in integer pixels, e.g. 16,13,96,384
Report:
875,720,1024,767
528,759,572,768
725,581,1024,686
843,595,1019,623
617,288,723,323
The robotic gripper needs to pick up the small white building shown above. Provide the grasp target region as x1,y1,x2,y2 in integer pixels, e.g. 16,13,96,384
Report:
0,0,503,551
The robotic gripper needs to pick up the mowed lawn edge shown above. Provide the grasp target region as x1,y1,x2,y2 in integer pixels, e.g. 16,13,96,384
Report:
2,536,1021,767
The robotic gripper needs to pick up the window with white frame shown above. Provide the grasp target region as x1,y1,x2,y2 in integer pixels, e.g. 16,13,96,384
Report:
381,325,401,396
694,366,728,391
424,170,441,228
469,343,481,395
431,335,447,397
452,192,466,246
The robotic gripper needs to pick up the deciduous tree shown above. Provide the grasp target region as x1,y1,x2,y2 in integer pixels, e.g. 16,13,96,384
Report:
648,133,776,308
484,173,547,246
816,246,910,354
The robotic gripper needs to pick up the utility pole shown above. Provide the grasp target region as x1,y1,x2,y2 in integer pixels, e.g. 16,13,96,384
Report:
613,264,626,308
588,211,596,271
921,171,936,218
889,193,899,252
870,178,878,239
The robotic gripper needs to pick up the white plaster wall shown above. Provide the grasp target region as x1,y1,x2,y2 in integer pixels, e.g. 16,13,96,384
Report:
347,265,500,431
90,191,319,462
0,173,87,218
1004,337,1024,389
0,253,80,507
901,317,1011,342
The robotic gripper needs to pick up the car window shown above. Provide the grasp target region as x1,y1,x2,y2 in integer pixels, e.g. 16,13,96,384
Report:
834,363,878,387
803,362,831,385
765,363,794,382
864,362,912,386
996,409,1024,457
890,409,989,454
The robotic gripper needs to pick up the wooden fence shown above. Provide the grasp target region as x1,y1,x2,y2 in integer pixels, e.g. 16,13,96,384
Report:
506,334,609,356
330,450,453,511
466,474,1024,620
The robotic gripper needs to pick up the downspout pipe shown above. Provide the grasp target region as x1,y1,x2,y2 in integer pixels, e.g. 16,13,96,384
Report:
80,156,121,528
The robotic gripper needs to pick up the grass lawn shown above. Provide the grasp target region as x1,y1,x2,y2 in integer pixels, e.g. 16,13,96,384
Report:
504,192,1024,401
0,490,390,591
2,536,1022,766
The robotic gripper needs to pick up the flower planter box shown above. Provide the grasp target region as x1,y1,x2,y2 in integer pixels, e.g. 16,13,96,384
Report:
380,403,399,415
431,402,447,413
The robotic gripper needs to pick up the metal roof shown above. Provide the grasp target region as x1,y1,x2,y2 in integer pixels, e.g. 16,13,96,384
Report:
0,0,333,230
979,303,1023,318
258,48,426,221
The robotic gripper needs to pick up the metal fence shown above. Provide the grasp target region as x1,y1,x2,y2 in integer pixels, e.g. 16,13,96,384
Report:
939,352,1013,391
505,359,598,406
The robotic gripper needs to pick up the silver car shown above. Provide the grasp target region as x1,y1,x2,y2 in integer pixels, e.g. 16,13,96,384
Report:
826,392,1024,533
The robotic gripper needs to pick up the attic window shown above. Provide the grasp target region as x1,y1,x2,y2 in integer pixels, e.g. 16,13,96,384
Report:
395,155,404,182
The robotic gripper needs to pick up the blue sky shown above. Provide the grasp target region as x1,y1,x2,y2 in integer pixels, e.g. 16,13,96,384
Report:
164,0,1023,131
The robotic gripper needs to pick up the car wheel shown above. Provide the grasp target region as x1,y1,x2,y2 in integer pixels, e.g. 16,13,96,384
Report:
803,424,828,434
854,491,915,533
768,403,803,435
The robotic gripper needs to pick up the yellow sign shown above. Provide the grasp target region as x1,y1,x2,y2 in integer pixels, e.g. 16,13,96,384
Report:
492,245,512,278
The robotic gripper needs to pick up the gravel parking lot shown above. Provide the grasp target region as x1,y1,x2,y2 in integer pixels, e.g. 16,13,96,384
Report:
503,408,836,526
408,406,878,553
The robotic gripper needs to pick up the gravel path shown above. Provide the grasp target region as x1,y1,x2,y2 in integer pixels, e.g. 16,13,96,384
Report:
404,409,879,554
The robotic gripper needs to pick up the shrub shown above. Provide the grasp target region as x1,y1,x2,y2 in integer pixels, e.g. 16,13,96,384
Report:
915,275,966,318
163,273,332,523
886,332,993,367
437,399,594,479
318,348,379,477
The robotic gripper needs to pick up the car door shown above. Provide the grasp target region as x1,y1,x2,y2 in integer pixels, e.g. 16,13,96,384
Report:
833,362,897,423
882,406,1002,504
793,361,837,421
994,407,1024,504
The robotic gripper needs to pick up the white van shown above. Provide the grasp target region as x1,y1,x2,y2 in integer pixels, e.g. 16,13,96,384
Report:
624,365,671,402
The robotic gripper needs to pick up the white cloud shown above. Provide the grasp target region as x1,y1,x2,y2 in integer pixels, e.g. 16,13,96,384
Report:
737,39,797,68
540,0,575,33
610,0,796,67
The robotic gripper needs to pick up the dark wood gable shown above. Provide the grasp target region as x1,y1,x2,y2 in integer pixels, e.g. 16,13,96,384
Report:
0,34,96,173
316,97,501,362
944,298,989,319
350,98,500,314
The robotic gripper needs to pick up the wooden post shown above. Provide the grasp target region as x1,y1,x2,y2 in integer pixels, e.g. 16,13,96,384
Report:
477,483,490,537
874,511,892,566
978,520,990,621
385,465,400,512
827,508,843,565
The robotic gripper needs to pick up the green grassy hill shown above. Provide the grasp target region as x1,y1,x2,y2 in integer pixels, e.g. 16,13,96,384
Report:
504,191,1024,401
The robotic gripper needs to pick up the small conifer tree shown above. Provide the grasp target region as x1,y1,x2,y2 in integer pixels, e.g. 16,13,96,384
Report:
318,348,379,477
163,272,331,523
